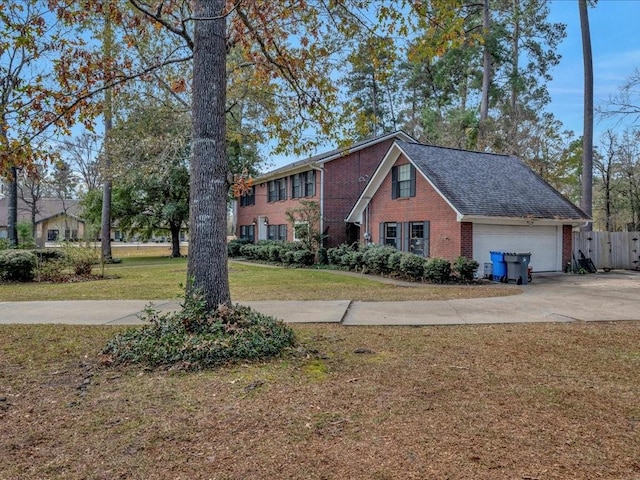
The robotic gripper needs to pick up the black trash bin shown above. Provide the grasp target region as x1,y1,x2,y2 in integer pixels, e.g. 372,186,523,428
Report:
503,253,531,285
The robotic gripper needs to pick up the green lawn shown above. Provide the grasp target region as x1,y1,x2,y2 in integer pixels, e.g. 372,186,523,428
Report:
0,256,519,302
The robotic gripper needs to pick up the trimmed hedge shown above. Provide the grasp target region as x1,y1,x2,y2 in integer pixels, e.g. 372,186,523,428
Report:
0,250,36,282
233,240,315,267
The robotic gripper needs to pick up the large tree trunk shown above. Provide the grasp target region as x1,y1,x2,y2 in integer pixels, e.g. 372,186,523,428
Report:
170,224,182,258
7,167,18,247
187,0,231,309
480,0,491,123
579,0,593,230
101,3,114,260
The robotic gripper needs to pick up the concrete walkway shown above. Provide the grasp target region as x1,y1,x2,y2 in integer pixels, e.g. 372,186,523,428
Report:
1,271,639,326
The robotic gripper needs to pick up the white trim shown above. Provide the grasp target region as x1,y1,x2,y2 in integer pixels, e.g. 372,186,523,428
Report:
461,215,588,228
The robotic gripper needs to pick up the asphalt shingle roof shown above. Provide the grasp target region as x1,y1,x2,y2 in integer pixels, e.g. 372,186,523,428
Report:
396,141,589,220
0,197,82,227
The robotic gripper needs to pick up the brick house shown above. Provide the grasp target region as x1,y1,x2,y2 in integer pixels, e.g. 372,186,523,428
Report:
234,131,415,248
346,141,591,272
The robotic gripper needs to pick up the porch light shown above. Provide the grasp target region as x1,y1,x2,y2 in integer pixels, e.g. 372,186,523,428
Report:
264,217,269,226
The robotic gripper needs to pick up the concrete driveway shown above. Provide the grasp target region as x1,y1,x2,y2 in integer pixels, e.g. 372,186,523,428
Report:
0,270,638,326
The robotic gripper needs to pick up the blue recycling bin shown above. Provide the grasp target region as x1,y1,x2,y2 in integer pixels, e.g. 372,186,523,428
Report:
490,251,506,282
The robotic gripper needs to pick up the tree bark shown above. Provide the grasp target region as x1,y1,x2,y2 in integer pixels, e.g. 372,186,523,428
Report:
101,3,114,260
170,224,181,258
579,0,593,230
187,0,231,309
480,0,491,123
7,167,18,247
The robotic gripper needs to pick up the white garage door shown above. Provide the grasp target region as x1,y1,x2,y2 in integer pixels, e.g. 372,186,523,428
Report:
473,224,562,272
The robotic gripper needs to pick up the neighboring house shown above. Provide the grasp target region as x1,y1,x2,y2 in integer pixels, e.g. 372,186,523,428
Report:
0,197,85,243
346,141,591,272
235,131,415,248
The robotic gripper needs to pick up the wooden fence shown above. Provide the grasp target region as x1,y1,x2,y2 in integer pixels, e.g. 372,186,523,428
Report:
573,231,640,270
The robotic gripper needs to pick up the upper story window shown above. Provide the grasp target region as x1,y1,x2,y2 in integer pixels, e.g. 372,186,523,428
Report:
291,170,316,199
239,186,255,207
392,163,416,199
268,178,287,202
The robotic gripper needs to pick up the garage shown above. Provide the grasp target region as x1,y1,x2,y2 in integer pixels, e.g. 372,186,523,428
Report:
472,224,562,272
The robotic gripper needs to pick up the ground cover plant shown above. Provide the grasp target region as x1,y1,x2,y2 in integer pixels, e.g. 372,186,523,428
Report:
1,321,639,479
103,292,295,370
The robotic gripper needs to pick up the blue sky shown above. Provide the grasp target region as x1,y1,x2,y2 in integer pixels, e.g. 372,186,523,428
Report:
547,0,640,137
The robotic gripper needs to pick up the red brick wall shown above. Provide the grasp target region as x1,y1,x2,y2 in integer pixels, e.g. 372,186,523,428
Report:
322,139,396,247
235,173,321,241
365,155,464,261
562,224,573,270
235,138,395,245
461,222,473,259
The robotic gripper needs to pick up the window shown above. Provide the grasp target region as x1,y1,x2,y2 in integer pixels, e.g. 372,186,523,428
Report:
384,222,398,248
410,222,425,256
380,220,430,256
291,170,315,199
65,229,78,241
240,225,255,242
268,178,287,202
304,170,315,197
293,221,309,242
392,164,416,199
278,224,287,241
291,174,301,199
47,229,59,241
240,186,255,207
267,224,287,241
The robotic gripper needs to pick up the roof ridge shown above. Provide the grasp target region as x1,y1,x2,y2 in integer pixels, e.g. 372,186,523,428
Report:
401,140,512,158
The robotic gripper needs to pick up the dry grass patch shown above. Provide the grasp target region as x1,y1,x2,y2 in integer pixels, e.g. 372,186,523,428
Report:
1,322,639,479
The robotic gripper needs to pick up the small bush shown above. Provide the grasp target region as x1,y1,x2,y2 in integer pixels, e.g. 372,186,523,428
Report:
35,258,67,282
62,245,99,275
453,256,479,283
228,238,252,257
103,292,296,370
267,244,283,263
424,257,452,283
399,254,426,281
327,243,357,266
0,250,36,282
362,245,397,275
316,247,328,265
0,239,10,250
387,252,403,274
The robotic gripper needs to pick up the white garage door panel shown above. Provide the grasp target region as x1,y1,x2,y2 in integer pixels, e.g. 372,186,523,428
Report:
473,224,561,272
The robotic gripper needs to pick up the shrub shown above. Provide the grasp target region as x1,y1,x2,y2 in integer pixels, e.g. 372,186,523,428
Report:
424,257,452,283
61,244,99,275
399,254,426,281
228,238,252,257
0,239,10,250
327,243,357,266
267,243,283,263
103,292,296,370
453,256,479,283
387,251,403,274
35,258,67,282
316,247,328,265
362,245,397,275
17,222,36,249
0,250,36,282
